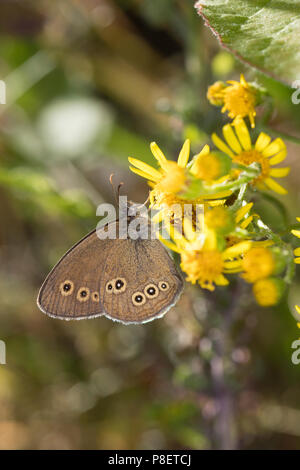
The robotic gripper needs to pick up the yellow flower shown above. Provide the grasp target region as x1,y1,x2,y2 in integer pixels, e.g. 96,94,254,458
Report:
212,118,289,195
205,205,235,235
242,247,276,283
225,202,254,247
129,140,190,195
181,242,252,291
291,217,300,264
160,219,252,291
253,278,285,306
207,80,226,106
222,75,258,128
295,305,300,329
207,75,258,127
226,203,275,252
157,161,186,193
129,140,233,225
190,145,232,182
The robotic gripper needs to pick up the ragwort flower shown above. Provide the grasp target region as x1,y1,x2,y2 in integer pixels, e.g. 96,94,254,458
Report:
161,219,252,291
291,217,300,264
129,140,232,223
207,74,258,128
212,119,289,195
253,278,285,307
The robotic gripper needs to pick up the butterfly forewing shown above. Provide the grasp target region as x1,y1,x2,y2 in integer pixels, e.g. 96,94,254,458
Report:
37,230,109,320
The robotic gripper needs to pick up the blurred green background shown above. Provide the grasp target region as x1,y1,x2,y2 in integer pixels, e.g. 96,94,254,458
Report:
0,0,299,450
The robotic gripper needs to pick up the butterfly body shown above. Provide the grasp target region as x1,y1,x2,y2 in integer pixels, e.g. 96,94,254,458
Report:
37,220,183,324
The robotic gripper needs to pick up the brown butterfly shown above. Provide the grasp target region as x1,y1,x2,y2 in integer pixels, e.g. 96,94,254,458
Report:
37,218,183,324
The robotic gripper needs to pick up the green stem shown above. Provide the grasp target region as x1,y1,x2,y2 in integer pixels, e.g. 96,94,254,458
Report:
284,245,296,284
231,184,248,211
209,175,254,194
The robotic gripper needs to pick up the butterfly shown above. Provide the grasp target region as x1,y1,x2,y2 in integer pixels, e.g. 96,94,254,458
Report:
37,216,183,324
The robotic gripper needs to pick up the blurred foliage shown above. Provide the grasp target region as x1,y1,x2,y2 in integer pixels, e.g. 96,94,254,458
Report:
0,0,299,450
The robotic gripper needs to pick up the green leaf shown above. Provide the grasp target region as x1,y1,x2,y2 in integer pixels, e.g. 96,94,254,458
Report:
195,0,300,85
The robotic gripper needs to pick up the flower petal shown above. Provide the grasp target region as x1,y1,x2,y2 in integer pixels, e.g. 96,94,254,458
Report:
236,202,253,223
262,138,286,158
224,241,252,258
240,215,253,229
291,230,300,238
233,118,251,151
128,157,162,180
269,167,290,178
203,229,217,251
240,74,247,86
222,124,242,154
269,148,287,165
264,177,287,194
150,142,167,166
212,133,234,158
294,248,300,256
295,305,300,314
205,190,233,199
190,144,210,173
224,267,242,273
294,257,300,264
223,260,242,269
255,132,271,152
215,274,229,286
177,139,190,168
129,166,160,182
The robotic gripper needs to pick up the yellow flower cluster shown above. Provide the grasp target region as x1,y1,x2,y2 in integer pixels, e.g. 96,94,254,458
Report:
128,74,293,308
241,246,285,306
291,218,300,332
207,74,259,128
160,204,253,292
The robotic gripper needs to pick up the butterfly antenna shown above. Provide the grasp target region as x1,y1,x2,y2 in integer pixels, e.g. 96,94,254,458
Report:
142,194,151,214
117,182,124,198
109,174,124,205
143,194,150,206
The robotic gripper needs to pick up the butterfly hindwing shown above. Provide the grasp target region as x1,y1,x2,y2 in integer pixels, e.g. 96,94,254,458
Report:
100,236,183,324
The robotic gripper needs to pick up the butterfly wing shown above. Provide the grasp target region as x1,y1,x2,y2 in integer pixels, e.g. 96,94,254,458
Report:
37,229,111,320
101,237,183,324
38,222,184,323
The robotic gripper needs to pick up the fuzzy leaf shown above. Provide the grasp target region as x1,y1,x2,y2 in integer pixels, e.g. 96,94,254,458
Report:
195,0,300,85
